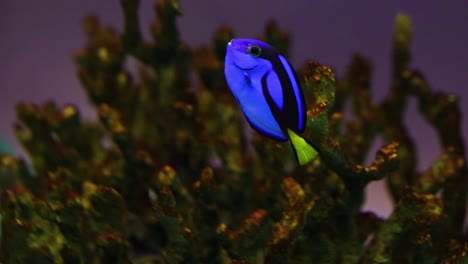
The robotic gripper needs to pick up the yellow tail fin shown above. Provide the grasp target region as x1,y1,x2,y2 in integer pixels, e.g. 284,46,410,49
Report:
287,129,319,166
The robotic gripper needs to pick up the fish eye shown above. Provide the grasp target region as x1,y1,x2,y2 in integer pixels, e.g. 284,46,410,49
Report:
248,45,262,57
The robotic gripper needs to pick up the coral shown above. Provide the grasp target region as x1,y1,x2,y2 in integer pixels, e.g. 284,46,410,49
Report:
0,1,466,263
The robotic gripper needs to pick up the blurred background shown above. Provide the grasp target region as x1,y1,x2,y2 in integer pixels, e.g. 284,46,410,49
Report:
1,0,467,218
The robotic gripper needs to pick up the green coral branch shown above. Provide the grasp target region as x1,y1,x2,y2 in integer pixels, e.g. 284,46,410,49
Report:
120,0,147,63
1,180,129,263
360,189,442,264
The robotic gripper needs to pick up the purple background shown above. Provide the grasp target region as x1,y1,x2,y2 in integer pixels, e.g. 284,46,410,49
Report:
1,1,467,217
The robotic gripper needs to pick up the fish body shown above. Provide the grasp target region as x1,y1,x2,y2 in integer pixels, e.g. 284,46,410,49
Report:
224,39,318,165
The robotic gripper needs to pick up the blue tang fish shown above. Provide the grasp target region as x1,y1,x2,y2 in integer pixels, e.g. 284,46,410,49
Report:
224,39,318,165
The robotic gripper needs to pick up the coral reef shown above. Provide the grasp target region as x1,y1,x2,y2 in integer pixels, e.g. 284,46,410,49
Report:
0,0,466,263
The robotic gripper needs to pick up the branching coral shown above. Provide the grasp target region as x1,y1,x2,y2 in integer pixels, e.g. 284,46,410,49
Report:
0,1,466,263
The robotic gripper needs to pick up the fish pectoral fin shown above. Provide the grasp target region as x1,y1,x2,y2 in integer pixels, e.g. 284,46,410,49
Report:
243,72,252,84
287,129,318,166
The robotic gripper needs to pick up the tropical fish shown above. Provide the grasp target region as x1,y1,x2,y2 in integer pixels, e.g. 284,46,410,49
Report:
224,38,318,165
